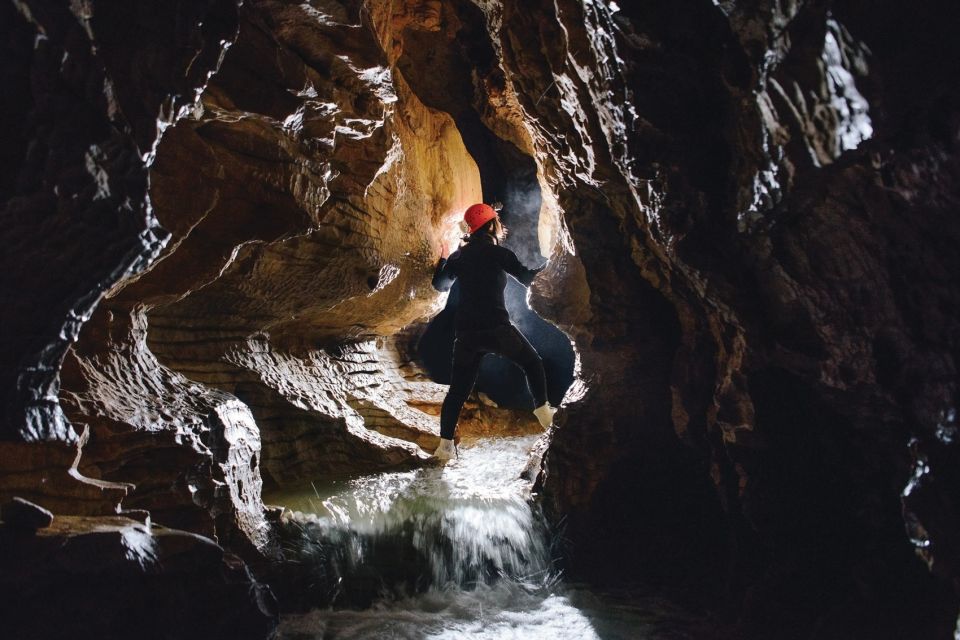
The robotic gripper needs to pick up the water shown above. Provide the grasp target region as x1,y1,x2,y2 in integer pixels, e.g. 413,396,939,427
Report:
269,436,709,639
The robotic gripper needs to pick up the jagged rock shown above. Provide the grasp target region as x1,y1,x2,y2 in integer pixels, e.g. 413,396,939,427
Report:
0,497,54,531
471,0,960,635
53,0,483,524
0,0,239,444
60,309,269,548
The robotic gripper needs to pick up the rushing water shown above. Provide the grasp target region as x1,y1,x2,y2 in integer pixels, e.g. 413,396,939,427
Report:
269,436,708,639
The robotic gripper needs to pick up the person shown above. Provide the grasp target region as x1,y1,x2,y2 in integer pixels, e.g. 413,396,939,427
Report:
430,203,557,460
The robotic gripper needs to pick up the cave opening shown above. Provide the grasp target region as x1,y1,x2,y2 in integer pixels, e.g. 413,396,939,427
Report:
397,0,576,411
416,118,576,410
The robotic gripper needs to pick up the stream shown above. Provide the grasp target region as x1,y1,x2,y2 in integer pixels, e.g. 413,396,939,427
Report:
269,436,709,639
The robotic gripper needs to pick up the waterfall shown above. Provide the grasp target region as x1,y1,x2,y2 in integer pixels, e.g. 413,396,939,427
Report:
269,436,703,639
273,436,555,608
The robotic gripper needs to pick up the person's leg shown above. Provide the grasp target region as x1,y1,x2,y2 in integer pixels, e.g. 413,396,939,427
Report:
494,325,548,408
439,335,485,440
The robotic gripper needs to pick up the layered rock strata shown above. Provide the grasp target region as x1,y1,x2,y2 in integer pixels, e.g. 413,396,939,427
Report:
59,0,482,539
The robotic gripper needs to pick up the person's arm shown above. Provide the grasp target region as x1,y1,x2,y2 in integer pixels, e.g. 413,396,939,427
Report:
499,246,546,287
432,241,458,292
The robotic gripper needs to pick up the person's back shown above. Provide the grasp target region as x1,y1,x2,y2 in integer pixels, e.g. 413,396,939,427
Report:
434,233,539,331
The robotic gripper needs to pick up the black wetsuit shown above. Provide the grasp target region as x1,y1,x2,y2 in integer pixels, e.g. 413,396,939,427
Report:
432,233,548,439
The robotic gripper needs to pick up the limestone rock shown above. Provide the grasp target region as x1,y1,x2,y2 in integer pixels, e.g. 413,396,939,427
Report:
60,308,268,549
0,428,132,517
0,0,239,444
57,0,481,550
472,0,960,634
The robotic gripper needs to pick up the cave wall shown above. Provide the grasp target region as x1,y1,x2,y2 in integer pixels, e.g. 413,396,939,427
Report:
376,0,959,634
54,0,488,545
2,0,960,638
0,0,235,446
466,0,960,635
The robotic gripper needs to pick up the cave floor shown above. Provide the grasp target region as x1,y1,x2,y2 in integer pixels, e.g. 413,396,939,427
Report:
267,436,716,639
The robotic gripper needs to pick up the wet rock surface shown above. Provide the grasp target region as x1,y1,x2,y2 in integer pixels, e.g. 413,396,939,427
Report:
2,0,960,638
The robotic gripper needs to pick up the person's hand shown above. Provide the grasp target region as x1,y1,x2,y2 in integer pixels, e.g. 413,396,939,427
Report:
440,239,451,259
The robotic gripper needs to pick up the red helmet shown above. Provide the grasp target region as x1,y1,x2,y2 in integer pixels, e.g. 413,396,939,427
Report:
464,203,497,234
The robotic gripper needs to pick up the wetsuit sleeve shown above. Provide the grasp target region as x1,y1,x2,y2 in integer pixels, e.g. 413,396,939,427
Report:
498,247,545,287
432,254,457,292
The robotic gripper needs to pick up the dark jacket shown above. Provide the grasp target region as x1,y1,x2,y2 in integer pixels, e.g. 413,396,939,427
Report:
432,234,544,331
